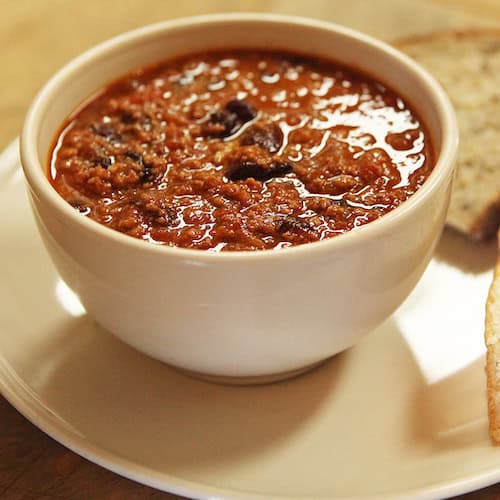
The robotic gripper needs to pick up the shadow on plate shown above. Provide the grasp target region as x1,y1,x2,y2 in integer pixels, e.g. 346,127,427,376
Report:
434,227,497,274
29,315,348,469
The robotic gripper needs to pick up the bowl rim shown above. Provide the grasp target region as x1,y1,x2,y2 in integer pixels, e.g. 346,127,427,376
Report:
20,12,459,262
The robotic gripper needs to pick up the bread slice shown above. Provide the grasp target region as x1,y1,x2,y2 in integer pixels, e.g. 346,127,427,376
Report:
485,232,500,442
396,30,500,240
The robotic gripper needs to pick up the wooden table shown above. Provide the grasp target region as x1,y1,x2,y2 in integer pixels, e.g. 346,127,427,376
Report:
1,1,500,498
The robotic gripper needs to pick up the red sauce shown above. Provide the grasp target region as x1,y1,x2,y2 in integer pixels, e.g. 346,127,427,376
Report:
49,50,433,251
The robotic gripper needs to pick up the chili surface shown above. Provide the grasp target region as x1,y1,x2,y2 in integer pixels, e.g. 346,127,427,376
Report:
49,50,433,251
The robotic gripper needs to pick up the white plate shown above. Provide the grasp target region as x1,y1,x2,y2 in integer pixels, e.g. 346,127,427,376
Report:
1,139,499,500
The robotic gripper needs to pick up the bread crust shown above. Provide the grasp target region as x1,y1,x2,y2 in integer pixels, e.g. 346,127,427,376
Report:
485,237,500,442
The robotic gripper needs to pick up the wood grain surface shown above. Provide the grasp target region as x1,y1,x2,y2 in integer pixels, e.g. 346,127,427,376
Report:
1,1,500,499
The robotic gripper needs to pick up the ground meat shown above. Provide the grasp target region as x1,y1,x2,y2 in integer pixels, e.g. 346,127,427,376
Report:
49,50,434,251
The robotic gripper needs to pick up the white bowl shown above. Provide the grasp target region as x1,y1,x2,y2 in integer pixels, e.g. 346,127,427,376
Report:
20,14,458,382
